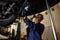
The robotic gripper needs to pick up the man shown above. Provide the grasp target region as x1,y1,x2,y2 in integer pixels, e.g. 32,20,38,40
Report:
24,14,45,40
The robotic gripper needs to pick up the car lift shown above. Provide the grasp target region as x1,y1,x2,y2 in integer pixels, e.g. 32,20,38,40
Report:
16,22,20,40
9,21,21,40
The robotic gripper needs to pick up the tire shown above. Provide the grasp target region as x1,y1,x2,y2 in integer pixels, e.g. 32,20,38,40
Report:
0,14,17,27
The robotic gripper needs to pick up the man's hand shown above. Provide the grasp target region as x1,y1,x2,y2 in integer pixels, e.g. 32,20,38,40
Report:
23,16,27,19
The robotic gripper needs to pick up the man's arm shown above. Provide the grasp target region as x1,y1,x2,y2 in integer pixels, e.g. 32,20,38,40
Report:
24,16,33,28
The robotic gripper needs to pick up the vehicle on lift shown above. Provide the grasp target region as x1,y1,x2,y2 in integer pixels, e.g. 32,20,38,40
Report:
0,0,59,26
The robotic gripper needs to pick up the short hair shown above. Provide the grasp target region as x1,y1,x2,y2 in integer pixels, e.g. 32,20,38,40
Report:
37,14,44,20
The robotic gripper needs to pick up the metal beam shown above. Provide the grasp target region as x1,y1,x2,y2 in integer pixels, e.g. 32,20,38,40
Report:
45,0,57,40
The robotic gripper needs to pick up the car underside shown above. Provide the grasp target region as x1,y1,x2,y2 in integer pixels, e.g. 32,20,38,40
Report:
0,0,60,26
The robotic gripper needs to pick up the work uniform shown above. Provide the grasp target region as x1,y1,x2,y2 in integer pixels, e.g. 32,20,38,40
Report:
24,17,44,40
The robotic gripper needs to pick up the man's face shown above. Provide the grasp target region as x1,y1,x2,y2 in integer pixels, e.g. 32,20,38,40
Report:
34,15,42,23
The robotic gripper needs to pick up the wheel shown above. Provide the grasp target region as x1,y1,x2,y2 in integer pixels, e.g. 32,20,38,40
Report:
0,14,17,26
0,1,17,27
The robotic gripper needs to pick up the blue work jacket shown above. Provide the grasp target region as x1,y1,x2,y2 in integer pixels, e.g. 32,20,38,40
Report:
24,17,44,40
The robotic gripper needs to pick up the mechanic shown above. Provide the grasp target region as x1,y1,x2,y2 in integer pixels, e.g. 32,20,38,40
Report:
24,14,45,40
